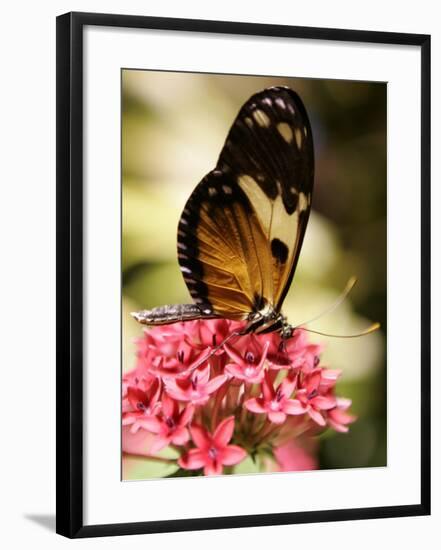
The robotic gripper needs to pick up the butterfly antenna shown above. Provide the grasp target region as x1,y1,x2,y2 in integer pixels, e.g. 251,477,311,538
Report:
297,322,380,339
293,276,380,338
299,276,357,327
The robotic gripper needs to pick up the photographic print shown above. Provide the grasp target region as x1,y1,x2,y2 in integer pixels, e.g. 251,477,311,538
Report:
121,70,387,481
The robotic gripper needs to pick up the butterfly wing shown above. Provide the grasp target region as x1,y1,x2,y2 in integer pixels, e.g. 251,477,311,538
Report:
177,86,314,319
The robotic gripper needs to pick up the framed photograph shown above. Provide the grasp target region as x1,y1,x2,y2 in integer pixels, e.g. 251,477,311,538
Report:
56,11,431,538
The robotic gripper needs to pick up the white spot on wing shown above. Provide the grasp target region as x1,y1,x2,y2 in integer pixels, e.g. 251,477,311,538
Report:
208,187,217,197
237,174,257,187
275,98,285,109
298,192,308,212
253,109,271,128
238,174,271,230
238,172,299,273
180,266,192,274
277,122,293,143
222,185,233,194
245,117,253,128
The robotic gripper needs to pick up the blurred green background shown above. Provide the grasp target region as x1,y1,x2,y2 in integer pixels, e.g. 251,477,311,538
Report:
122,70,387,476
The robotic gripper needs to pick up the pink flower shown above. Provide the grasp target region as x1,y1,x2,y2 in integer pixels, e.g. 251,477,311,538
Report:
291,329,324,371
183,318,237,350
245,371,304,424
124,318,357,477
272,440,318,472
122,379,162,433
164,365,227,405
319,369,342,390
178,416,246,475
263,329,322,371
136,324,211,379
140,393,195,452
291,370,337,426
224,336,270,384
327,397,357,432
122,370,156,407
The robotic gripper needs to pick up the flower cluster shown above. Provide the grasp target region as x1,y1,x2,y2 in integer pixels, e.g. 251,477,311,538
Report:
123,319,356,476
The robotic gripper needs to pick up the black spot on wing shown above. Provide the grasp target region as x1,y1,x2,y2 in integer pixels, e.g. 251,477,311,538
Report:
271,238,289,264
285,191,298,215
216,86,314,216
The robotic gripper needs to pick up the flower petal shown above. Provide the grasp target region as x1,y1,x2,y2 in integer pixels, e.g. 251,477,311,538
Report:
330,408,357,425
122,412,139,426
163,380,188,402
178,404,195,427
268,411,286,424
178,449,207,470
127,387,147,410
224,344,246,366
195,364,211,385
161,392,177,418
255,340,270,369
308,407,326,426
137,416,162,433
306,370,322,394
204,374,228,395
262,370,276,401
204,460,223,476
312,395,336,410
336,397,352,410
280,374,297,398
244,398,266,414
321,369,342,382
225,363,246,379
213,416,235,447
328,420,349,433
190,424,211,450
220,444,247,466
171,427,190,446
282,399,306,415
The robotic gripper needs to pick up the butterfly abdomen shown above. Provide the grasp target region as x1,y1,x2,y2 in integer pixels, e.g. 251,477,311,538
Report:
131,303,218,325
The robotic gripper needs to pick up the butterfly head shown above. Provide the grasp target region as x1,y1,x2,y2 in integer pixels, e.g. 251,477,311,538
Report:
244,307,294,340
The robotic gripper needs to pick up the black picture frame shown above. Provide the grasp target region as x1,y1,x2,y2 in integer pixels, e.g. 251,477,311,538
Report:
56,11,431,538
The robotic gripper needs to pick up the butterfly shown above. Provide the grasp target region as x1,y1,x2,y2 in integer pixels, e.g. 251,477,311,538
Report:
132,86,314,344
